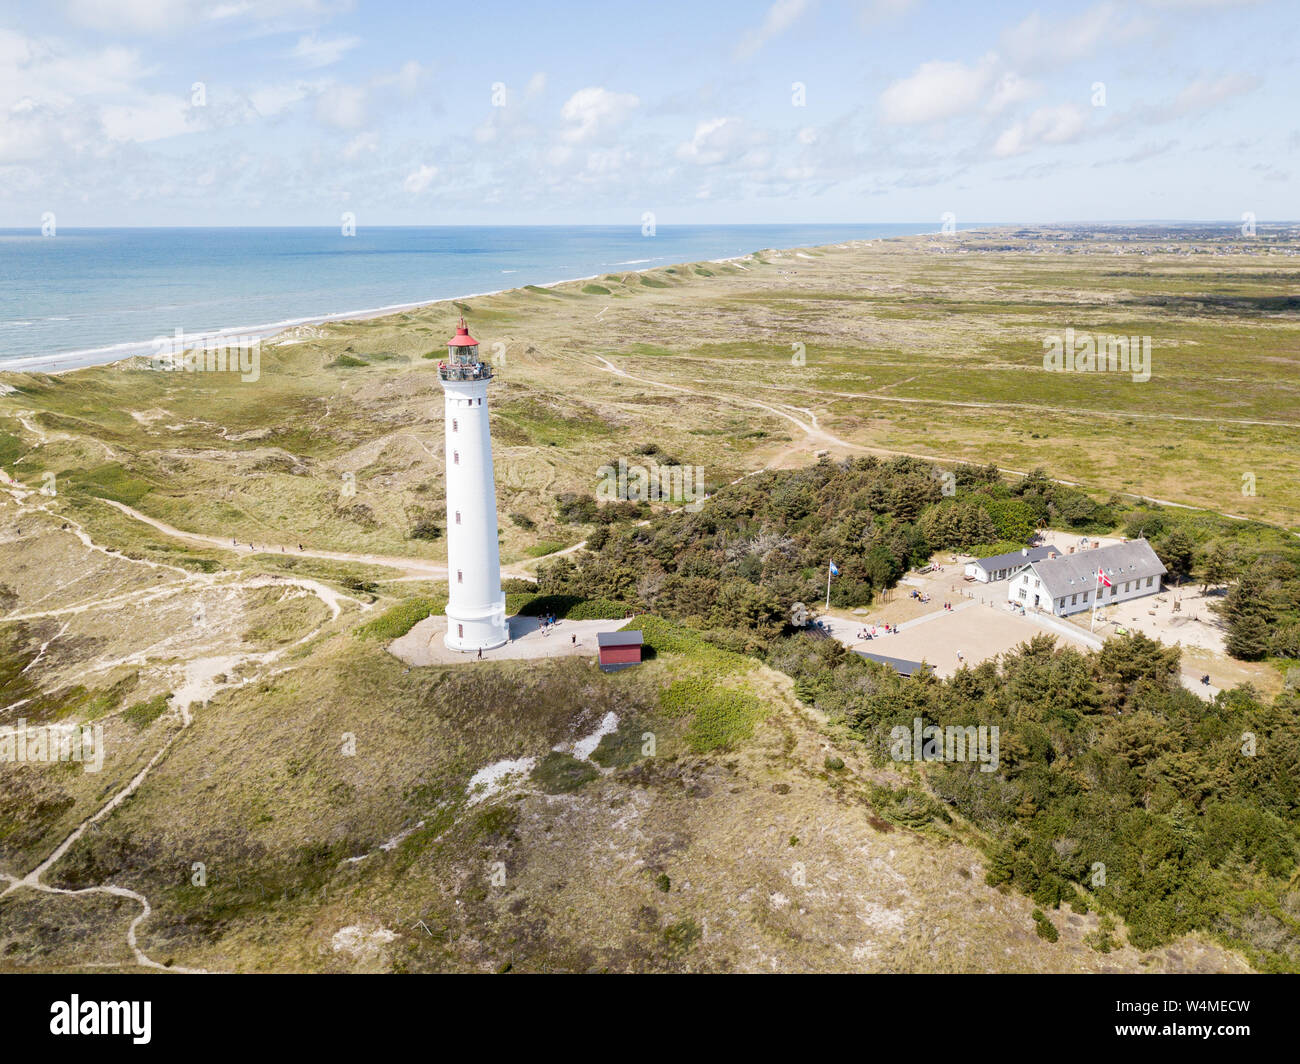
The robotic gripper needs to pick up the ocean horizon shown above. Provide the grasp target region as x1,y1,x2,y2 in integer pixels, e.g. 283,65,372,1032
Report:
0,224,964,373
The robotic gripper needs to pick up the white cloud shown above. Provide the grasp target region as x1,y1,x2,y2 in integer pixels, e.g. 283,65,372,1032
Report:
735,0,813,60
341,130,377,159
314,83,367,129
560,86,638,144
1001,3,1150,68
1162,74,1259,118
858,0,918,29
394,59,424,96
101,93,192,142
64,0,203,34
1145,0,1260,7
0,30,167,162
993,103,1088,157
64,0,357,35
404,164,437,194
879,55,1001,124
987,71,1038,112
676,116,768,167
290,33,360,68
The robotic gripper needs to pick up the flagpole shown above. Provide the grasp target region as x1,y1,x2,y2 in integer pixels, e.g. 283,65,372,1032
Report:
1090,567,1100,633
826,562,832,612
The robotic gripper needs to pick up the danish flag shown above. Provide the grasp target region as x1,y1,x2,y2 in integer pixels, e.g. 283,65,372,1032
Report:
1097,568,1112,588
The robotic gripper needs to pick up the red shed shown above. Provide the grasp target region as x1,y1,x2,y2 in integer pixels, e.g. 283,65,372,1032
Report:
597,630,643,672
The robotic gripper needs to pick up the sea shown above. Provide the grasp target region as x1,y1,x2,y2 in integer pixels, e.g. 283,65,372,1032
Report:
0,224,950,373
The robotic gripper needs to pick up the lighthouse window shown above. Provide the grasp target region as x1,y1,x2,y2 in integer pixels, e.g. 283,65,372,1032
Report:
455,511,461,524
453,450,459,464
457,570,463,584
457,624,463,638
452,418,458,432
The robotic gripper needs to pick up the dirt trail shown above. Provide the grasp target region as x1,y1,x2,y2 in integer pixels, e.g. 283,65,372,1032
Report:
580,352,1291,531
0,502,361,973
99,499,564,579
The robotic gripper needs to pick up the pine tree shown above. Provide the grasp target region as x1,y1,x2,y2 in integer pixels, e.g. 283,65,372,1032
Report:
1225,610,1270,660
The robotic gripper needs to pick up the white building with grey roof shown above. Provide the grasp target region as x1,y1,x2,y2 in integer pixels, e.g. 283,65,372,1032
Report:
964,544,1056,583
1011,539,1167,617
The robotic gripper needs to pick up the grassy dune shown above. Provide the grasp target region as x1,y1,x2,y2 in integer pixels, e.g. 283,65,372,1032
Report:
0,225,1294,972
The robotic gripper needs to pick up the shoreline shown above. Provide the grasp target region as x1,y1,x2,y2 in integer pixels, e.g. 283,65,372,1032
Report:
0,235,901,378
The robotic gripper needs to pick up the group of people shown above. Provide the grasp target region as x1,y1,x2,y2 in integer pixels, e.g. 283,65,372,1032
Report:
858,624,899,640
538,613,559,636
229,537,308,554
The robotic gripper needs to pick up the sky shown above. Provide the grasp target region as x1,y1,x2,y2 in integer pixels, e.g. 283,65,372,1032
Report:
0,0,1295,227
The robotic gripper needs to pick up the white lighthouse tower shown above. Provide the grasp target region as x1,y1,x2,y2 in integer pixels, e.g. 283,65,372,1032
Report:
438,318,508,652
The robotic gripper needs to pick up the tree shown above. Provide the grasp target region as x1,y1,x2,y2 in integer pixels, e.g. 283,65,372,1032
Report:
1220,564,1274,661
1225,611,1271,661
1201,542,1232,592
1123,510,1165,540
981,497,1038,542
1155,529,1195,582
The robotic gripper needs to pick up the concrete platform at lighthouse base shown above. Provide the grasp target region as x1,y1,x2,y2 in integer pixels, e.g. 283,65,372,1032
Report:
388,614,626,667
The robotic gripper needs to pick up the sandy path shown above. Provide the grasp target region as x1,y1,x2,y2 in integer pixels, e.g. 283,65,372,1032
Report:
580,353,1293,530
0,512,359,973
99,499,568,580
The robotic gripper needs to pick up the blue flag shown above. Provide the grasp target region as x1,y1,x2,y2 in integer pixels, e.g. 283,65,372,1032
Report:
829,561,840,577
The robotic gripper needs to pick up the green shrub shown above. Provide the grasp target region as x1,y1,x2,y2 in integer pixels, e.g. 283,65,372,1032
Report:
122,694,170,730
1032,909,1059,942
531,751,598,794
592,720,649,768
356,596,444,640
1085,915,1119,953
517,595,632,620
658,677,763,752
65,463,153,506
0,430,24,467
662,916,700,953
409,518,442,541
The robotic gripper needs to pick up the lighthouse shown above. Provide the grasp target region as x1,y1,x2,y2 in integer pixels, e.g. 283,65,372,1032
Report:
438,318,508,652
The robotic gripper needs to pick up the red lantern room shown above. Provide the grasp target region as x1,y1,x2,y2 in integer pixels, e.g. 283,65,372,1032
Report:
440,317,491,381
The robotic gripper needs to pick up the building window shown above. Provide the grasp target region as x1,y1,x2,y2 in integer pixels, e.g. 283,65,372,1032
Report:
1083,591,1090,601
455,511,461,525
1071,593,1077,604
1058,599,1065,610
477,398,482,405
1018,588,1026,600
1146,576,1153,587
457,570,463,584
